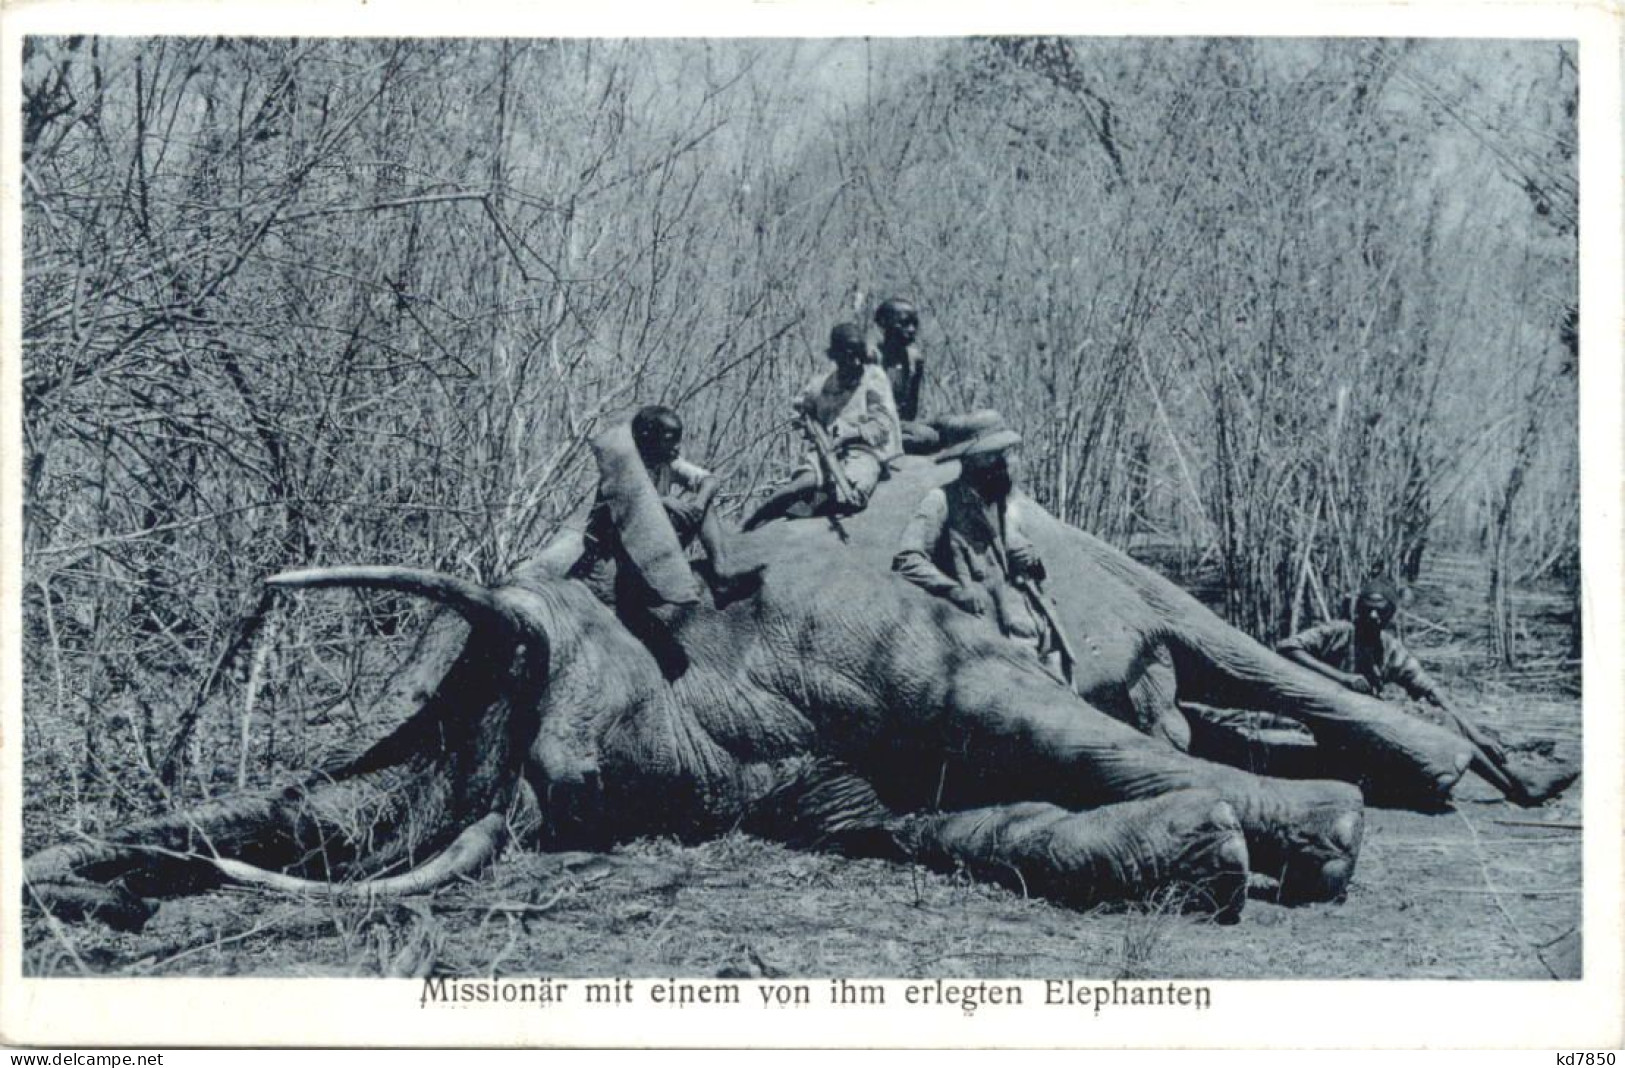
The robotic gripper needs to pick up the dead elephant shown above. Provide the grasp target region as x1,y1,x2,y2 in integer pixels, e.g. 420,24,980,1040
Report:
23,457,1479,935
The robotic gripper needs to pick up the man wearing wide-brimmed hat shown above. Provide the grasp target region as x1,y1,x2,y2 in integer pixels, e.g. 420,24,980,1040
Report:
892,418,1069,679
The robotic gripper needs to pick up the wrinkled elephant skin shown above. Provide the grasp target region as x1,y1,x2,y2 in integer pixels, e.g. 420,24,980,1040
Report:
25,458,1475,933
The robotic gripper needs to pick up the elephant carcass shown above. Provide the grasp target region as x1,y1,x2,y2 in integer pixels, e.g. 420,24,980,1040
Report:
24,458,1473,934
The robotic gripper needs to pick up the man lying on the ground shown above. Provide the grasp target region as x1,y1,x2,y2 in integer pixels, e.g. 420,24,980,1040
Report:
1278,579,1572,806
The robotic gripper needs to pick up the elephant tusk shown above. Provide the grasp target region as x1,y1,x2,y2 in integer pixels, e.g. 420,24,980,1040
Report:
267,566,526,635
209,811,508,899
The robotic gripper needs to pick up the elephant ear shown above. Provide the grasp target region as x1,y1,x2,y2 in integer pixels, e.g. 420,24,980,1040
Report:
591,422,702,606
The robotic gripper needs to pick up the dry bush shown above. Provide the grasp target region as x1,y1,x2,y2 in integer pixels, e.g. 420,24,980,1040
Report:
21,38,1578,844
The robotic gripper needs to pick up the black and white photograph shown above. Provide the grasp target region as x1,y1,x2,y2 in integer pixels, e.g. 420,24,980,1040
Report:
3,4,1621,1049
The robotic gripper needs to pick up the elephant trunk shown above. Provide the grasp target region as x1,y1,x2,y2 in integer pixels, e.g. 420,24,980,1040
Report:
24,790,292,888
208,566,553,888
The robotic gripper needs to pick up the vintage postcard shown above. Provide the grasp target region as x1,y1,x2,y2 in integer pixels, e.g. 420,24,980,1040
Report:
1,0,1620,1049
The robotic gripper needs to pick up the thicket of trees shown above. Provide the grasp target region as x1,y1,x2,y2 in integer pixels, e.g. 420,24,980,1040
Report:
19,38,1577,830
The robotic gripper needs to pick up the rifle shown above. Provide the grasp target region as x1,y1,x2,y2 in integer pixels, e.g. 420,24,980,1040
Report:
999,506,1078,685
1011,572,1078,686
797,412,859,512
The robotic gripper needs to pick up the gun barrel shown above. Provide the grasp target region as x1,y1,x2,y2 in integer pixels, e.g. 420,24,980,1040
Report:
799,416,858,508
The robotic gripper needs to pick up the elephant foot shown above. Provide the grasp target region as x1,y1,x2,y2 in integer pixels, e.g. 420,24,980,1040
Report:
1337,745,1471,811
899,791,1250,921
1139,793,1250,923
1233,778,1365,904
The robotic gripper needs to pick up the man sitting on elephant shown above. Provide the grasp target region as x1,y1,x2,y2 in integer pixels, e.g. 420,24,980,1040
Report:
873,297,939,455
1278,579,1567,805
743,323,902,531
892,423,1073,682
571,404,761,610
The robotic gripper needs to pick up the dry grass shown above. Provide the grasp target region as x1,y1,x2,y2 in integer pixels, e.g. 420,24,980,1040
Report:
25,679,1580,981
26,753,1579,981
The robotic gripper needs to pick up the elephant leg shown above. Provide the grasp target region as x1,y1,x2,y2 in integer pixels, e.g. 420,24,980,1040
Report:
940,661,1365,904
741,760,1247,917
1162,633,1472,808
1018,513,1470,805
1127,645,1192,752
898,792,1249,920
740,756,904,858
1183,704,1325,779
